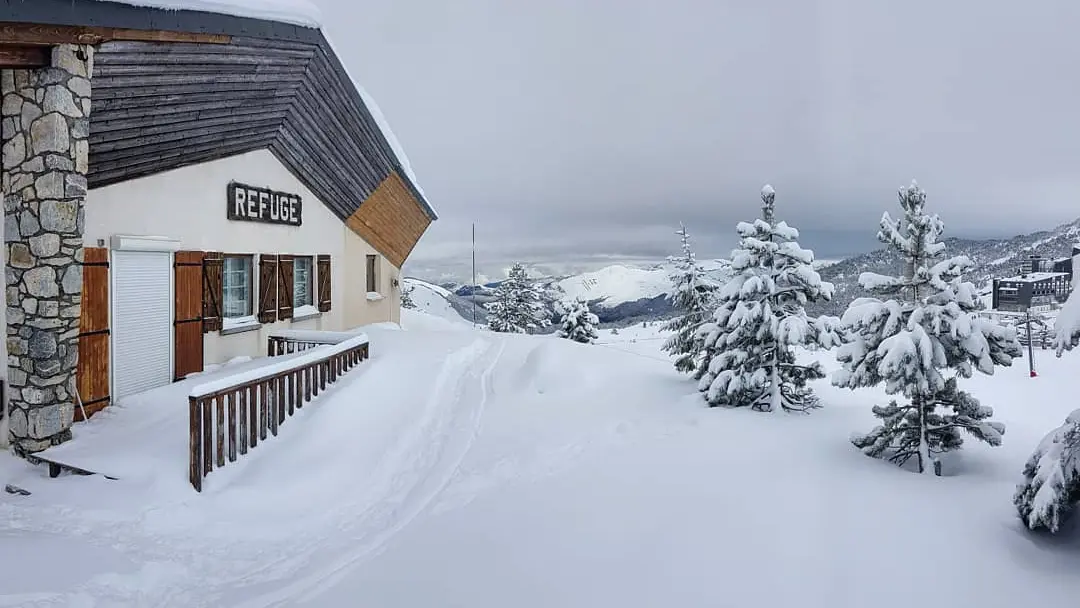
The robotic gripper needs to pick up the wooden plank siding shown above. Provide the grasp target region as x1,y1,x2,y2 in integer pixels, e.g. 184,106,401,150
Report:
76,248,110,420
174,251,205,381
345,171,433,269
0,45,48,67
83,35,438,226
6,0,437,265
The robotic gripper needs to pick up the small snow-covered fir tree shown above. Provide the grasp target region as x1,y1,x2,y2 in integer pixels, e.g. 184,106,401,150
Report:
1013,287,1080,532
661,223,719,373
834,181,1022,475
485,263,550,334
557,297,600,344
400,283,417,309
695,185,841,412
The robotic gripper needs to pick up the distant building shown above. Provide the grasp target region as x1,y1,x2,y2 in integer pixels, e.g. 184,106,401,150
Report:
991,248,1079,312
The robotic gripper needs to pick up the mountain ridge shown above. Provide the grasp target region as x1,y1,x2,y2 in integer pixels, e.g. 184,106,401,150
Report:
810,216,1080,316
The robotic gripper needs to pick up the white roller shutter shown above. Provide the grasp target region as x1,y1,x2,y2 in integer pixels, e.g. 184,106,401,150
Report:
112,250,172,400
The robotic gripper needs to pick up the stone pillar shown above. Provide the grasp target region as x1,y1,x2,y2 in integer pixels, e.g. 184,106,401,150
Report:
1,45,92,456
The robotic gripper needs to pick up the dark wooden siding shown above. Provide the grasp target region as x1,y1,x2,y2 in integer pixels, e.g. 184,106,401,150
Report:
86,33,436,228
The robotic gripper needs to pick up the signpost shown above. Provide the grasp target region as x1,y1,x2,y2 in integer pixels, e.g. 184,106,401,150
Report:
1026,309,1037,378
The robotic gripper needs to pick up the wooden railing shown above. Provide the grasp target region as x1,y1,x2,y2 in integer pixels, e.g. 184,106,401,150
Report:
267,330,359,356
188,335,370,492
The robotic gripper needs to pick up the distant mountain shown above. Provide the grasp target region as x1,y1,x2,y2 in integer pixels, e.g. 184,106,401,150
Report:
403,277,487,326
811,217,1080,317
422,260,732,328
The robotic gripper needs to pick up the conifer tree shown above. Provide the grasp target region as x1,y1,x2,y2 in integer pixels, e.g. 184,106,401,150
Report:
661,223,719,373
400,283,417,310
485,263,550,333
834,181,1022,475
1013,287,1080,531
557,297,600,344
696,185,840,412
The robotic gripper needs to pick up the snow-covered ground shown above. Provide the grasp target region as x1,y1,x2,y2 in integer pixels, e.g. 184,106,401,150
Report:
2,311,1079,607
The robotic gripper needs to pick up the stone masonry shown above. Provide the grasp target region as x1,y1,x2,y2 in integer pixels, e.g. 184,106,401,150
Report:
1,45,93,456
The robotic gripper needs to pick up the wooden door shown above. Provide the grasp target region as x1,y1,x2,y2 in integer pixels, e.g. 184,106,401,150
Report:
76,247,110,420
174,251,205,381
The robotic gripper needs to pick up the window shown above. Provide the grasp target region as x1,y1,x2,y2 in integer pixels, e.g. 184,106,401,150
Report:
222,255,253,318
294,256,313,308
366,254,378,293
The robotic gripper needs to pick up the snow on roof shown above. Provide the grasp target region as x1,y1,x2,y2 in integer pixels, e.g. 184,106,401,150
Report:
998,272,1070,283
95,0,321,27
95,1,432,212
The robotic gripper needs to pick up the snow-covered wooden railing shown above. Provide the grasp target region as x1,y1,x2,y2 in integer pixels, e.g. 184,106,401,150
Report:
188,335,370,492
267,330,359,357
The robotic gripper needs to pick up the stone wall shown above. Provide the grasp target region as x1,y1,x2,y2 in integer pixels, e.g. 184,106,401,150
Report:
1,45,92,455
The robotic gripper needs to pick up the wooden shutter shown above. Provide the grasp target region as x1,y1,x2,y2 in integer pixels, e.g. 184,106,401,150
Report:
174,251,205,381
278,254,294,320
317,254,331,312
76,247,110,420
258,254,278,323
202,252,223,333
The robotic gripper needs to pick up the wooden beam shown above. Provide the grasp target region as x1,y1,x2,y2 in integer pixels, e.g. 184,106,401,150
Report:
0,45,48,68
0,22,230,46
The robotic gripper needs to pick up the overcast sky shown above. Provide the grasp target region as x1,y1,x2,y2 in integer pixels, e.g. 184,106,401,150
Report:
315,0,1080,281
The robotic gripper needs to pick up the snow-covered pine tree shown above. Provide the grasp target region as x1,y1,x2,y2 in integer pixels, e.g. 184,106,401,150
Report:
834,181,1022,475
661,223,719,373
400,283,417,309
557,297,600,344
695,185,840,412
485,263,550,334
1013,285,1080,532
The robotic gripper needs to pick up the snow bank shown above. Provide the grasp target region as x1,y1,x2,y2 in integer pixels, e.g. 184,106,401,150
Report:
190,334,369,397
7,322,1080,606
404,278,471,326
94,0,321,27
401,307,471,332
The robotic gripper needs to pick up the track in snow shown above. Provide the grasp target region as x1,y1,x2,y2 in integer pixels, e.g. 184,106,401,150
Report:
230,336,506,608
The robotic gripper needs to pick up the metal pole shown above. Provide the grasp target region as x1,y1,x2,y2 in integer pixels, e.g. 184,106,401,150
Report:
1026,309,1036,378
472,222,477,328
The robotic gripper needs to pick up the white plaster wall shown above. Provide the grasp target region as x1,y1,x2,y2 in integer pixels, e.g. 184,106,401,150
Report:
342,226,402,329
85,149,395,368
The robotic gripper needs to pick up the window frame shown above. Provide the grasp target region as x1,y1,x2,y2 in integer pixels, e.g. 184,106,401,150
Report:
366,254,378,294
221,253,255,321
293,255,315,310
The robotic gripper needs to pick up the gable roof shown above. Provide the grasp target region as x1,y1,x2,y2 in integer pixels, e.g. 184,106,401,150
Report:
2,0,437,264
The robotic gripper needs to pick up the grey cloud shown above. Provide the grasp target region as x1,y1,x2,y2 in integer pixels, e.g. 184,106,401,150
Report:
316,0,1080,281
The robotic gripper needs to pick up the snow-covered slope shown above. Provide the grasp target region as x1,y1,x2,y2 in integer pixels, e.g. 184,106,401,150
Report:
552,261,730,308
556,265,671,306
404,277,482,326
3,310,1079,606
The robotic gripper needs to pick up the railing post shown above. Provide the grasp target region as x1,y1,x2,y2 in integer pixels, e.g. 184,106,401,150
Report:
189,396,203,492
202,396,213,478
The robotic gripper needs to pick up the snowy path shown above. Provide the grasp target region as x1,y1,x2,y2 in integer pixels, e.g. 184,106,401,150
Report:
224,337,506,607
0,330,510,607
4,318,1080,607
